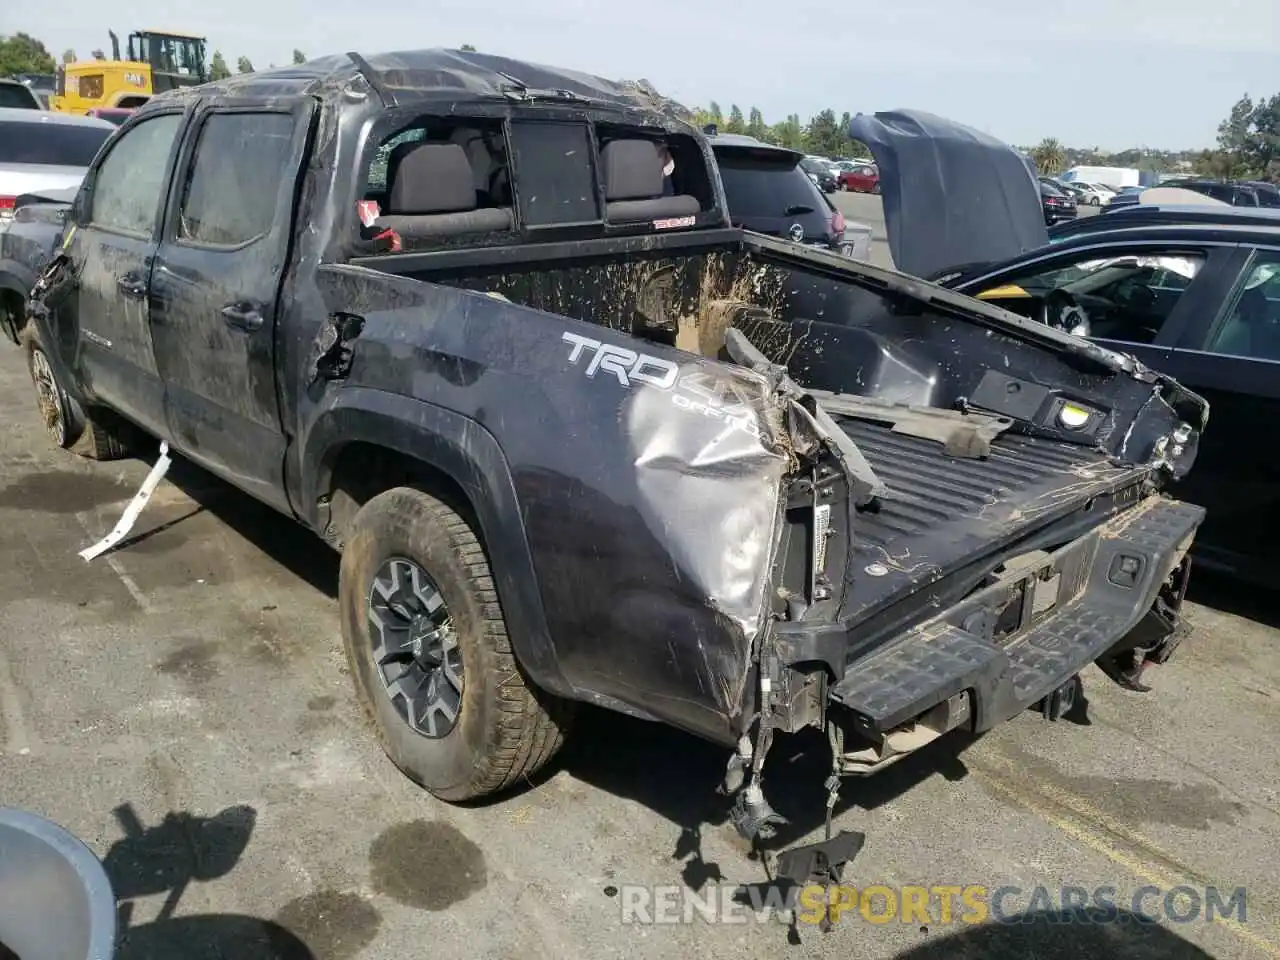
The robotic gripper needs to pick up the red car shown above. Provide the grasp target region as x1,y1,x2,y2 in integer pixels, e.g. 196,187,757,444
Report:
85,107,134,127
838,163,880,194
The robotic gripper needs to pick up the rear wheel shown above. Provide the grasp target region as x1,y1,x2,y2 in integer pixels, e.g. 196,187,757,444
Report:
339,486,573,801
23,330,131,460
872,182,881,195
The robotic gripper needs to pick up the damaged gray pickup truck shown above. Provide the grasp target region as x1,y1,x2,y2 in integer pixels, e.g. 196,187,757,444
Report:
23,49,1208,884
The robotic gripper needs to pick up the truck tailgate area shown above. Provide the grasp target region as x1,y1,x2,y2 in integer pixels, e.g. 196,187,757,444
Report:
837,416,1143,624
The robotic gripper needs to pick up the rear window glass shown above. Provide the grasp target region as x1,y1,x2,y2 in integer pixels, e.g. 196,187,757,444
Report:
0,83,41,109
509,121,599,227
715,153,825,218
0,121,113,166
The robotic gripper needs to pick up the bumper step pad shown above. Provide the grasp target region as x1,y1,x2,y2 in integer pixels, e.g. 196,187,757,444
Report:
831,497,1204,733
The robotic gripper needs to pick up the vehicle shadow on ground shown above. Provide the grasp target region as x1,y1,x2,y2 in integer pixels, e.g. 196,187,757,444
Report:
102,801,375,959
560,704,979,888
889,907,1214,959
1187,569,1280,631
111,451,339,599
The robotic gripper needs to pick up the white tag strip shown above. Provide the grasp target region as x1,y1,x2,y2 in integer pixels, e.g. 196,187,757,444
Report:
79,441,172,562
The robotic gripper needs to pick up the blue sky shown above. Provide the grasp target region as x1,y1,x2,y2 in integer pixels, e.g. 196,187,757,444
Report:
20,0,1279,150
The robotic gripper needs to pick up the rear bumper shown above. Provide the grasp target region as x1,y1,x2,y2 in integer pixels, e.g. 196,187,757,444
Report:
829,494,1203,743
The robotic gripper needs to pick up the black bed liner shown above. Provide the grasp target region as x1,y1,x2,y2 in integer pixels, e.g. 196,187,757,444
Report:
838,418,1141,618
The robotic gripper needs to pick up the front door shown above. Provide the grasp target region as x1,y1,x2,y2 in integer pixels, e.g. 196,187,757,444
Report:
59,109,186,434
1157,247,1280,580
149,101,314,511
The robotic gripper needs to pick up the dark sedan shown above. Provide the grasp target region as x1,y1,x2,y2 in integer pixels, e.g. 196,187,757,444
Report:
1039,179,1077,225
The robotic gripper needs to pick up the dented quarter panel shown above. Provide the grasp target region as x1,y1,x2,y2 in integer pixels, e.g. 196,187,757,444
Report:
302,264,792,742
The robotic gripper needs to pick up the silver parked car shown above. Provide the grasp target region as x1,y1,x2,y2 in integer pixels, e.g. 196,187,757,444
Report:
0,107,116,224
0,78,44,110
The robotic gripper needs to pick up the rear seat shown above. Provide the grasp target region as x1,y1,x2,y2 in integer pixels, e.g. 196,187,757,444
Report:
601,139,700,223
375,143,514,239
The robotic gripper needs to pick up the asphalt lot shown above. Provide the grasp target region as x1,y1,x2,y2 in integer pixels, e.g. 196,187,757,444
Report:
2,221,1279,959
831,190,1101,268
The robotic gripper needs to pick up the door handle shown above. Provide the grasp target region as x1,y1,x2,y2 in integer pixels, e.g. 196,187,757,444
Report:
220,301,265,332
117,274,146,299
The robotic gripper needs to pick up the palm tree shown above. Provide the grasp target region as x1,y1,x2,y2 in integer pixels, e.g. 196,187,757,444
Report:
1032,137,1066,176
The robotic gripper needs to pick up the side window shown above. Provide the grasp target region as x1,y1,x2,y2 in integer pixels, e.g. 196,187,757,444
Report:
177,112,296,247
89,112,182,235
508,121,599,227
976,249,1206,344
1206,253,1280,361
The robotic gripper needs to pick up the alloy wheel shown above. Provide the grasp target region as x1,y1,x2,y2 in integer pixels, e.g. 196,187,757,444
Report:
30,349,67,446
366,557,464,738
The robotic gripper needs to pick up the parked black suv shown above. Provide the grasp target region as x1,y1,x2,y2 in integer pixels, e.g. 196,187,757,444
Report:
707,132,851,252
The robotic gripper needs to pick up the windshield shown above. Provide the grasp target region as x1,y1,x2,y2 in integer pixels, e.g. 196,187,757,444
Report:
0,121,113,166
716,152,826,218
0,83,41,109
1024,254,1203,298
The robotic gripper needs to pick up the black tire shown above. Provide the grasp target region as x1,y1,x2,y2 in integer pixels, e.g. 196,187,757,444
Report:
872,182,881,195
22,328,130,460
339,486,573,801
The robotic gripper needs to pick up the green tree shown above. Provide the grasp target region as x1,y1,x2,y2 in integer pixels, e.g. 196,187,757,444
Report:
805,108,841,156
292,49,307,64
209,50,231,80
91,49,106,61
745,106,767,140
1215,93,1279,180
460,43,477,52
1193,148,1244,179
61,48,76,64
236,55,254,74
726,104,745,135
1031,137,1066,175
838,112,854,153
707,101,724,128
0,33,56,75
771,114,805,150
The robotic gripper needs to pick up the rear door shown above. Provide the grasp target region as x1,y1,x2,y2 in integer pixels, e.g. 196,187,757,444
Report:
1156,245,1280,579
55,107,187,432
149,98,314,510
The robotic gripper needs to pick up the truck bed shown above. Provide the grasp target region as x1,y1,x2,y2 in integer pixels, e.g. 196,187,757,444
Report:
839,417,1138,624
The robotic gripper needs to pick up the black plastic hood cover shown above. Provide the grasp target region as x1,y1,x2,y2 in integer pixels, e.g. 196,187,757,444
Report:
850,109,1049,280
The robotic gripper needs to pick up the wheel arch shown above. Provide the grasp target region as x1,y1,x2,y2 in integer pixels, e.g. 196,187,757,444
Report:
301,387,574,698
0,263,36,344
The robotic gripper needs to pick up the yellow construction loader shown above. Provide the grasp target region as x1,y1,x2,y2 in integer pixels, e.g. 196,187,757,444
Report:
50,29,209,115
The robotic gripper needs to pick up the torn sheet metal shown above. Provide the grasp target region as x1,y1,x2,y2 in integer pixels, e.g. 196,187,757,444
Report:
79,442,171,562
723,329,887,505
622,355,792,716
617,332,889,719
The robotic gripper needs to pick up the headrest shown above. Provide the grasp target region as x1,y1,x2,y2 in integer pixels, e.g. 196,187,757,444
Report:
388,143,476,214
601,139,663,201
